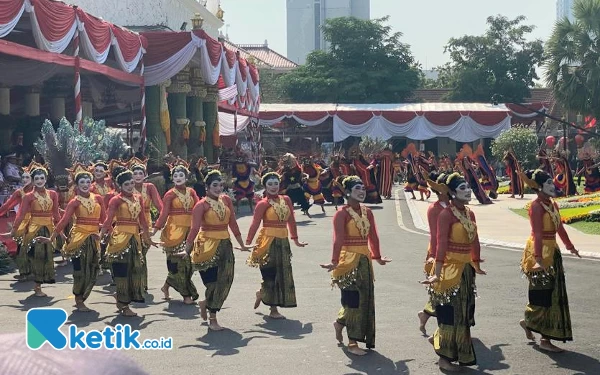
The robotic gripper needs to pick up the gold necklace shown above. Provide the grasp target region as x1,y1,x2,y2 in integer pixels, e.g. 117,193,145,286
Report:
76,194,96,215
120,195,142,219
539,200,560,230
450,205,477,242
34,190,52,211
268,197,289,222
346,205,370,239
173,187,193,211
206,196,226,221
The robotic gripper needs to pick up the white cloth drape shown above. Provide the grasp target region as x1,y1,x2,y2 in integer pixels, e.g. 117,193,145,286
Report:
194,33,221,85
77,22,111,64
219,85,237,101
0,0,26,38
111,35,145,73
218,112,250,136
27,3,78,54
144,39,199,86
220,51,237,87
260,114,332,127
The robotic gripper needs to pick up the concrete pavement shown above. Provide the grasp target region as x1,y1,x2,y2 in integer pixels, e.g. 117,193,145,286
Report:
403,191,600,258
0,191,599,375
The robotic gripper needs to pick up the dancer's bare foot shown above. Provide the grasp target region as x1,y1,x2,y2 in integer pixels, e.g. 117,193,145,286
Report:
253,290,262,309
160,284,171,300
76,303,92,312
118,304,137,317
321,205,325,213
438,357,459,371
418,311,429,335
539,339,564,353
183,296,195,305
347,343,367,356
198,300,208,321
519,319,535,341
33,286,47,297
428,336,434,346
208,317,224,331
333,321,344,344
269,308,286,319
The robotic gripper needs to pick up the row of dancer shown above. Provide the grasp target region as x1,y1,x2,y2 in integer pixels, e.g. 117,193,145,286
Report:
417,168,580,371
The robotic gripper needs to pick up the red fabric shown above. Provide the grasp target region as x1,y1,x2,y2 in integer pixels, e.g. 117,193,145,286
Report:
111,25,142,62
31,0,75,42
141,32,192,66
248,64,259,85
223,47,236,68
76,9,111,52
337,111,375,125
80,58,143,84
381,111,417,123
0,0,24,24
194,29,222,67
220,134,237,148
217,75,225,89
424,111,462,125
237,57,248,81
469,111,510,125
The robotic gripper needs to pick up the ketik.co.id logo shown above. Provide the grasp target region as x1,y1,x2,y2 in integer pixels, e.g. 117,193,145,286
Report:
26,308,172,350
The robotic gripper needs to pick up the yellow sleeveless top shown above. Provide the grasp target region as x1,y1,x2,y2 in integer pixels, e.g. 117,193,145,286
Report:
62,194,102,256
160,189,193,248
191,197,231,267
521,210,559,272
22,191,55,247
105,197,142,257
247,198,290,267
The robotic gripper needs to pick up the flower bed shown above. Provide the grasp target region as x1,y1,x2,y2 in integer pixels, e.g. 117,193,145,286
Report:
521,192,600,224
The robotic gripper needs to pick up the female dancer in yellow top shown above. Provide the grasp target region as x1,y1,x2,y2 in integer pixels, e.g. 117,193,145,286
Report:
12,164,61,297
40,165,106,311
182,170,251,330
518,169,580,352
421,172,486,371
320,176,391,356
153,161,199,304
246,172,308,319
100,167,154,317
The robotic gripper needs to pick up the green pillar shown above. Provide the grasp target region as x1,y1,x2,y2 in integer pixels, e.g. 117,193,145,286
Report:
203,98,218,163
166,70,191,160
145,85,167,163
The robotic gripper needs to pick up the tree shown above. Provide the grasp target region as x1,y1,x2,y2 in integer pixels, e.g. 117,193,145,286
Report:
438,15,545,103
546,0,600,123
491,127,539,168
279,17,420,103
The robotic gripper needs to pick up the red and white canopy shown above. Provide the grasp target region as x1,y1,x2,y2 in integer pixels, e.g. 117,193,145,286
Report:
260,103,548,142
142,30,260,114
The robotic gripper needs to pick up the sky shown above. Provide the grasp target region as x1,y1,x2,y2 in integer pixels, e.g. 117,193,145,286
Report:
223,0,557,69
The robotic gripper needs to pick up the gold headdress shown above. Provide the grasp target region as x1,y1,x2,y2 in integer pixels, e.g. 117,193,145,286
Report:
92,160,109,170
445,172,462,186
22,161,45,175
128,157,148,171
424,168,449,195
169,158,190,174
203,169,222,183
341,175,363,190
107,159,127,178
518,169,541,191
68,163,93,181
261,171,281,186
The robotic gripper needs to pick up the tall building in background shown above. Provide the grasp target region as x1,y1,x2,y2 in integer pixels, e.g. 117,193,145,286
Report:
557,0,575,22
287,0,370,64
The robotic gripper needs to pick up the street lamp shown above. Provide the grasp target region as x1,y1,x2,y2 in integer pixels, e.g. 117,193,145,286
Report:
191,13,204,30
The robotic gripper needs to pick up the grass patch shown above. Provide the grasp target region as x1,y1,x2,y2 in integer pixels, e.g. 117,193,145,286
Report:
569,221,600,235
510,208,528,219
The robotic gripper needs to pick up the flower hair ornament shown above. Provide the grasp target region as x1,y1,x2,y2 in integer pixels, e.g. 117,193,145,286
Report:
203,169,222,184
445,172,461,186
261,171,281,186
342,175,363,190
169,158,190,175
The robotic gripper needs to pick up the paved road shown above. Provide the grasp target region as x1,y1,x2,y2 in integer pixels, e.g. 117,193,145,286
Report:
1,189,599,375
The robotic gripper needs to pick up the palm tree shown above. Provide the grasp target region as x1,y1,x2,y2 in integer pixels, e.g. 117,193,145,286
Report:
545,0,600,122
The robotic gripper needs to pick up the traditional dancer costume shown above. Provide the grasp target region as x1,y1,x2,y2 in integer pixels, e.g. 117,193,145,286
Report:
279,153,311,216
377,148,394,199
52,165,105,310
503,151,524,198
457,145,491,205
518,169,579,351
12,164,61,296
352,155,382,204
184,170,250,329
130,157,163,291
100,167,153,316
323,176,390,355
575,143,600,193
247,172,307,318
422,172,485,370
301,158,325,209
231,155,256,209
154,160,199,303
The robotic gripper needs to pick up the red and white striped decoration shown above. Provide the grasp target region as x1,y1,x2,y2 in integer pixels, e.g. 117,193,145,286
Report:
139,61,146,153
73,27,82,131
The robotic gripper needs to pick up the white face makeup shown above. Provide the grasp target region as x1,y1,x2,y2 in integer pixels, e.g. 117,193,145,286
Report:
132,169,145,184
21,173,31,186
265,178,280,195
77,177,92,194
542,178,557,197
208,179,224,197
349,183,366,203
94,166,106,180
454,182,472,202
121,179,135,194
172,171,187,186
33,173,46,188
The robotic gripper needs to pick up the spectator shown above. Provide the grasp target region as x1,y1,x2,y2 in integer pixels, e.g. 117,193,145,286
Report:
3,154,20,184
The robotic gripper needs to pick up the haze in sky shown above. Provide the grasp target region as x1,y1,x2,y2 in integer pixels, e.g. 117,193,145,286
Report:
224,0,556,69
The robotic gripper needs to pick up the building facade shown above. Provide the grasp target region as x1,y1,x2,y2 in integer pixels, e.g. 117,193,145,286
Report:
557,0,575,22
287,0,370,64
65,0,224,38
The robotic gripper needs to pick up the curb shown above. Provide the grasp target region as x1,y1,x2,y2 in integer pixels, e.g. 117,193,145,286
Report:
401,191,600,260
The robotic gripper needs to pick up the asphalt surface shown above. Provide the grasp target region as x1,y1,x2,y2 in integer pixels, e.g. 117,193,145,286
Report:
1,188,599,375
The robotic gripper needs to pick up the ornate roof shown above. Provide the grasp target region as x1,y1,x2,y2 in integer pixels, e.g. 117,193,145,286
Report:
223,40,298,70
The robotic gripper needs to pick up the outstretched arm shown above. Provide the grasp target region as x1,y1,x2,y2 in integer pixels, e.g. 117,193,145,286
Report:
54,199,78,238
148,184,163,213
367,209,381,260
12,194,32,234
154,192,173,230
331,209,346,263
284,195,299,240
0,190,21,216
246,200,269,245
185,201,206,251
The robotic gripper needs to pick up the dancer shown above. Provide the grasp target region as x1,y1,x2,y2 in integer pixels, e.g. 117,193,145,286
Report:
518,169,580,352
503,150,524,198
320,176,391,355
457,145,492,205
153,160,199,304
182,170,251,330
575,142,600,193
421,172,486,371
90,161,112,197
41,165,106,311
352,154,382,204
377,147,394,199
0,162,34,280
12,164,60,297
279,153,311,217
100,167,154,317
473,144,499,199
247,172,308,319
301,157,326,213
418,172,449,335
130,157,163,292
231,152,256,212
